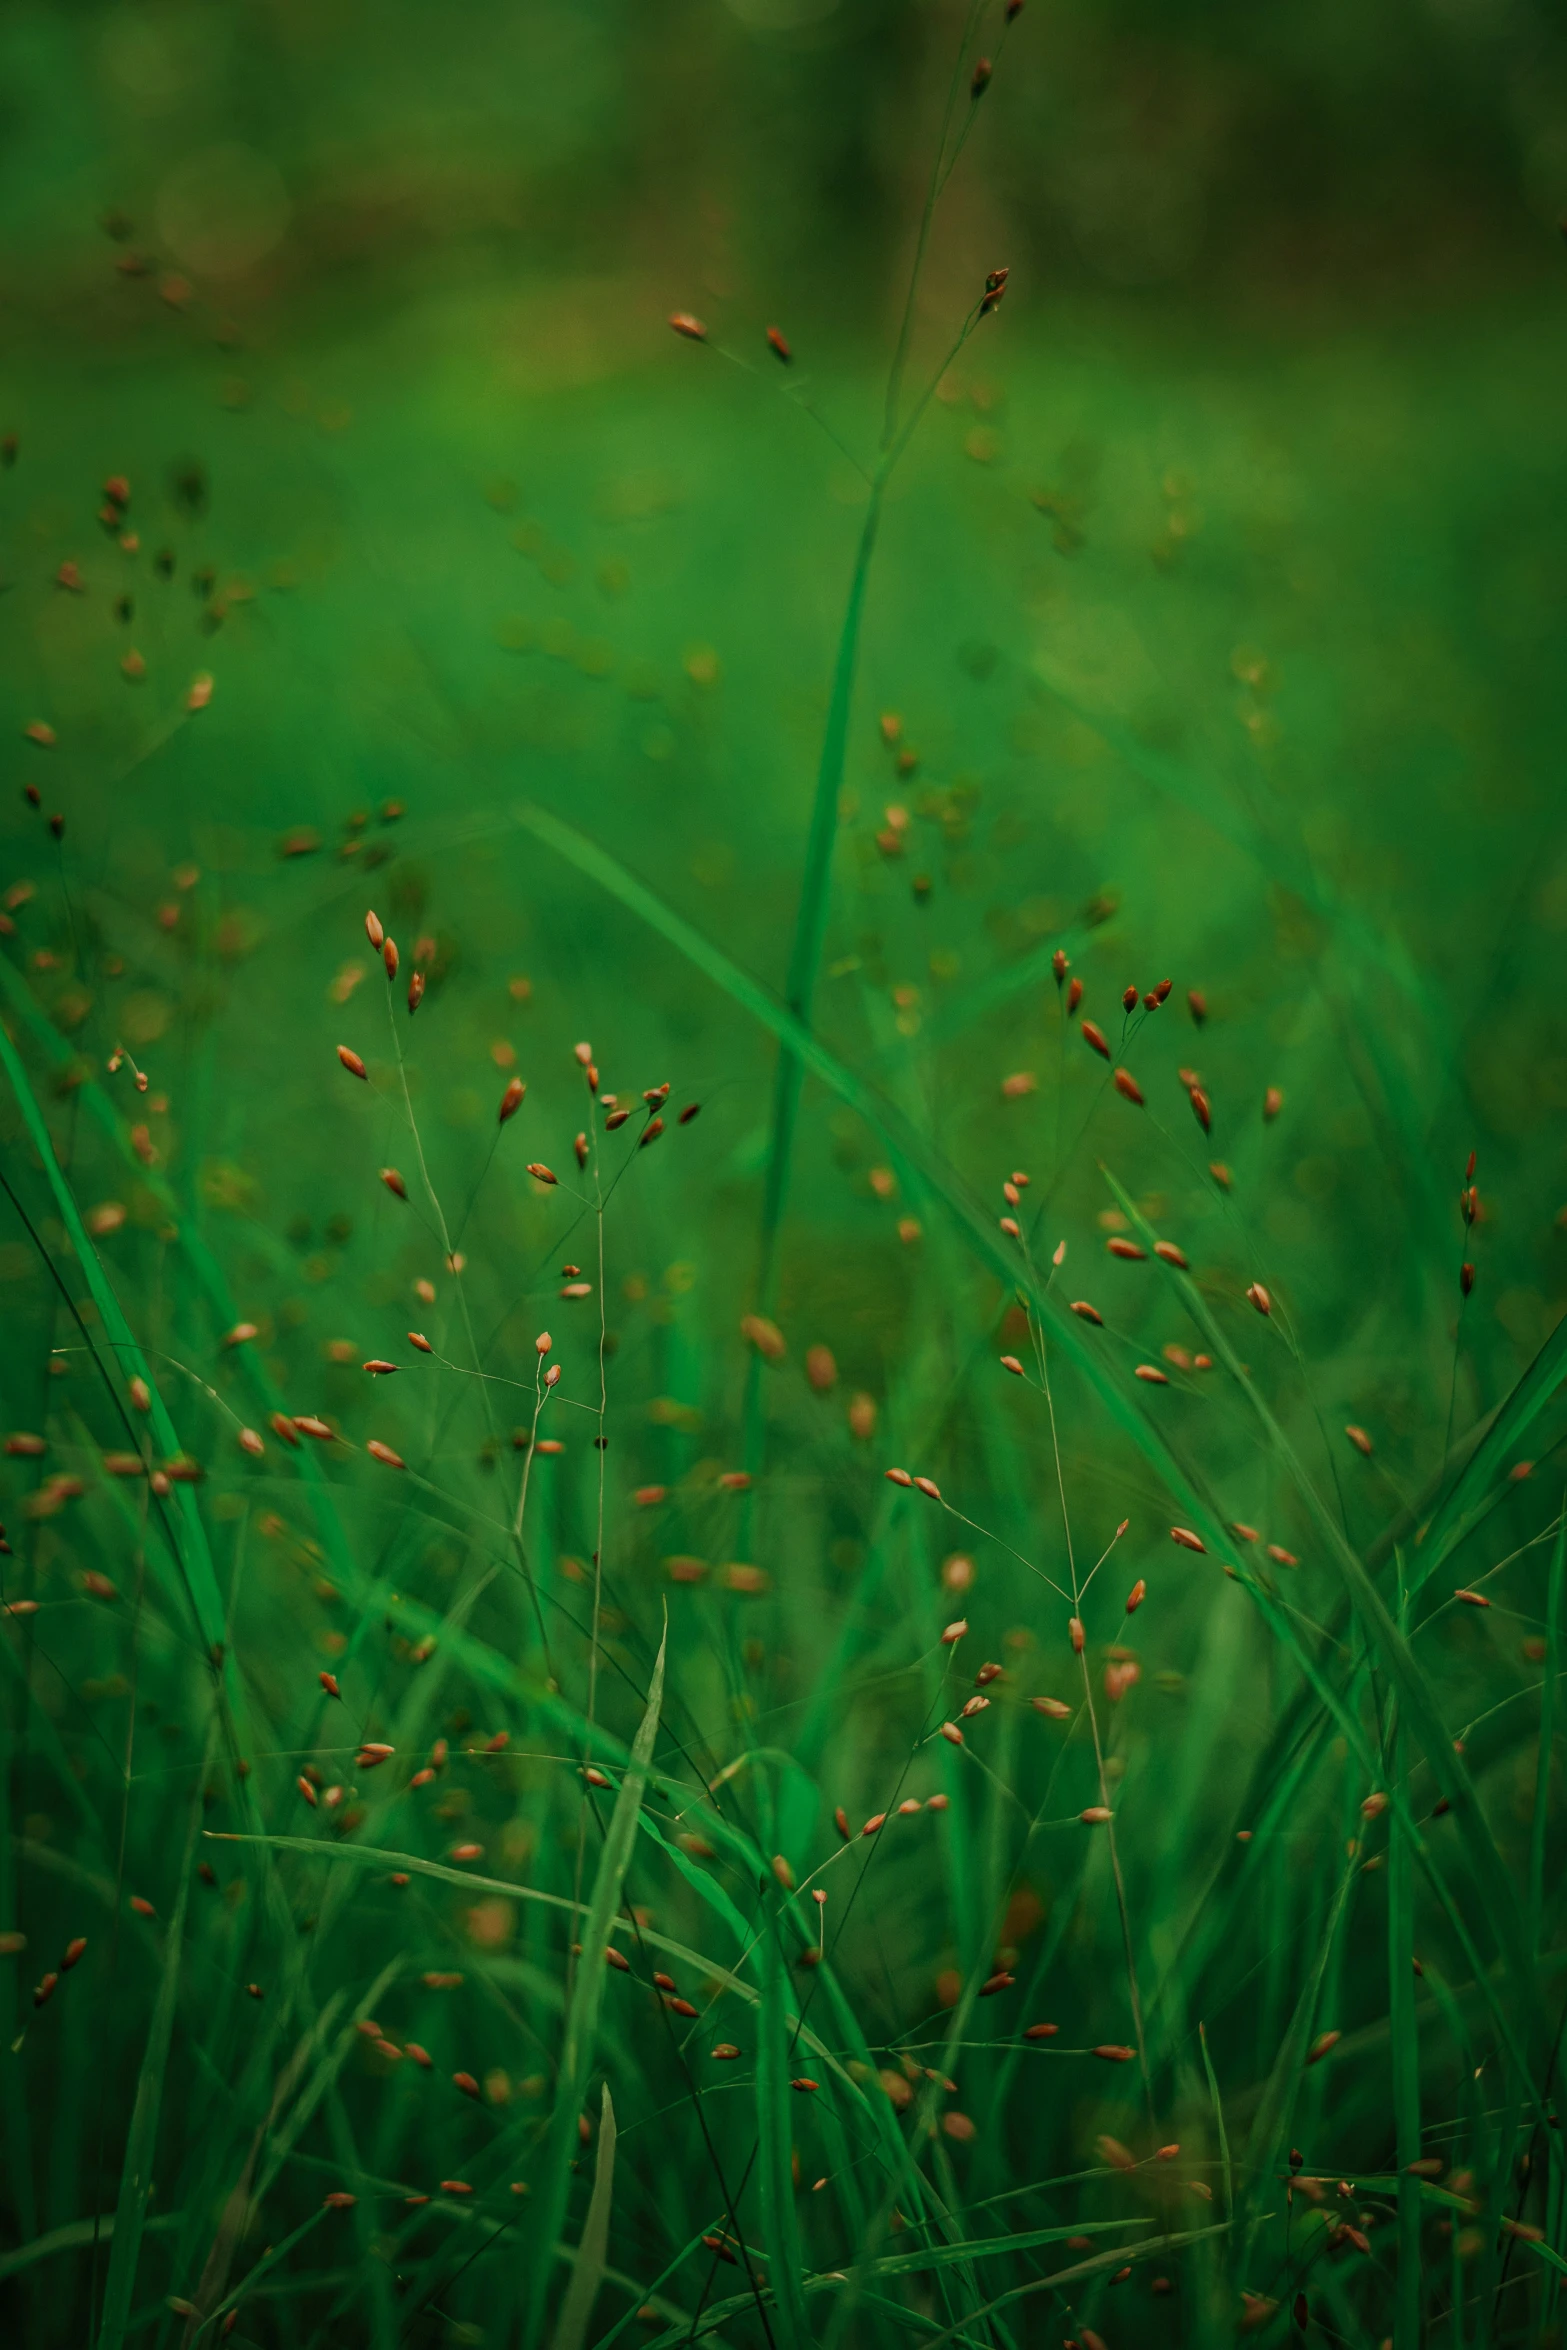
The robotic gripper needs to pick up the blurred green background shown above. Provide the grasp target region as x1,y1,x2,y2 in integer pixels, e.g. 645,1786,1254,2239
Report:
5,3,1567,2345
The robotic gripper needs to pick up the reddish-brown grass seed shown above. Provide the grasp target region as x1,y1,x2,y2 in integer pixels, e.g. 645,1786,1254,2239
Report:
1267,1544,1299,1568
863,1813,886,1836
129,1896,155,1919
405,2042,433,2067
999,1215,1020,1239
741,1313,787,1361
320,1672,341,1699
999,1353,1024,1376
298,1776,318,1807
939,1722,964,1745
294,1415,333,1440
584,1766,611,1788
1154,1241,1188,1269
666,1995,699,2017
1068,1301,1104,1329
1107,1237,1146,1261
337,1046,367,1080
790,2076,819,2093
1460,1261,1475,1296
979,1970,1014,1996
669,311,707,341
834,1806,851,1840
640,1116,665,1147
1032,1695,1071,1719
363,1359,398,1376
1263,1085,1284,1121
1134,1365,1169,1385
1000,1071,1036,1100
1081,1021,1110,1060
33,1972,58,2007
1113,1067,1144,1106
941,1618,969,1644
526,1162,556,1185
1170,1527,1207,1553
83,1572,119,1600
1069,1615,1085,1652
711,2042,741,2061
61,1937,87,1970
381,936,399,981
453,2071,481,2099
1022,2021,1058,2040
323,2191,356,2210
367,1440,406,1468
1092,2045,1136,2063
913,1475,941,1500
364,910,384,949
1189,1085,1212,1134
678,1101,701,1123
1125,1579,1146,1614
357,1744,394,1768
1122,985,1139,1013
498,1077,525,1124
1305,2029,1341,2066
451,1843,482,1863
886,1466,913,1487
266,1411,300,1447
1247,1282,1272,1316
1455,1588,1490,1607
223,1321,258,1349
1081,1806,1113,1826
407,1331,435,1356
1345,1424,1374,1457
407,970,425,1013
236,1425,265,1459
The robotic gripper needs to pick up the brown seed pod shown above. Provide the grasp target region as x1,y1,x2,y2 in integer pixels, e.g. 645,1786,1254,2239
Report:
1125,1579,1145,1613
669,311,707,341
1263,1085,1284,1121
365,910,384,949
1091,2044,1136,2063
1023,2021,1058,2040
1107,1238,1146,1261
367,1440,406,1469
337,1046,367,1080
1000,1353,1024,1375
1170,1527,1206,1553
1154,1241,1188,1269
382,938,399,980
498,1077,526,1124
1113,1067,1144,1106
1344,1424,1373,1458
407,970,425,1013
1134,1364,1169,1385
453,2071,480,2099
640,1116,665,1147
1247,1282,1272,1316
1081,1021,1110,1060
408,1331,433,1353
526,1162,557,1185
1189,1085,1211,1133
1066,977,1083,1014
1069,1299,1103,1325
363,1359,398,1376
766,326,791,363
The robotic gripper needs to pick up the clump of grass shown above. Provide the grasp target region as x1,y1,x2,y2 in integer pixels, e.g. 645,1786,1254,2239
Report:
1,8,1566,2350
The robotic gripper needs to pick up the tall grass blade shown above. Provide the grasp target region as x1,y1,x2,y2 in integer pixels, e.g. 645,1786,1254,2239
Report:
550,2083,617,2350
524,1619,665,2343
95,1743,206,2350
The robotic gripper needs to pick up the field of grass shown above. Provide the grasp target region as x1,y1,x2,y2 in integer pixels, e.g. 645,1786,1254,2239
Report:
4,3,1567,2345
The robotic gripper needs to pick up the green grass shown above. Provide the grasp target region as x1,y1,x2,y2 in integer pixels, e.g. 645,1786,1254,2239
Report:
4,3,1567,2346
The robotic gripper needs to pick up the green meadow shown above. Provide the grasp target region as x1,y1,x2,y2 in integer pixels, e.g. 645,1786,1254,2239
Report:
3,2,1567,2343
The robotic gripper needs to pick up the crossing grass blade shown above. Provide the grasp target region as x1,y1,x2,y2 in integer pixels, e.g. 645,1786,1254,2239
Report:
1415,1313,1567,1591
